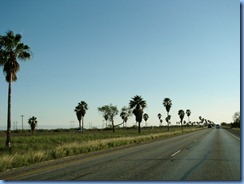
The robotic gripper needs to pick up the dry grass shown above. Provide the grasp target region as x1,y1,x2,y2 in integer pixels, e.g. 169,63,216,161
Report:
0,126,202,172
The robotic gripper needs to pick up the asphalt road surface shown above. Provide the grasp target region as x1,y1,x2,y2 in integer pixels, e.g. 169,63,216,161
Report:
0,128,240,181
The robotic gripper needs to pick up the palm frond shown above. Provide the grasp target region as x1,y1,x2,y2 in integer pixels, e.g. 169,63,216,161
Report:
129,95,147,109
186,109,191,116
163,98,172,112
0,31,32,83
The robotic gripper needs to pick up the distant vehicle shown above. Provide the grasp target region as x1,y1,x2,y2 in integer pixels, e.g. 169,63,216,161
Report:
216,124,220,129
208,124,212,128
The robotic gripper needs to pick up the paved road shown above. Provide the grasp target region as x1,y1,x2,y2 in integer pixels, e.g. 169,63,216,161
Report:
0,128,240,181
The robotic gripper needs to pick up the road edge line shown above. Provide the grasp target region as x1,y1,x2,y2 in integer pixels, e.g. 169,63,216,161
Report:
171,150,181,157
224,129,240,141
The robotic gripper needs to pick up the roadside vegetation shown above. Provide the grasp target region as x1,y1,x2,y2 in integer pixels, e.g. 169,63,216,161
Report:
0,126,203,172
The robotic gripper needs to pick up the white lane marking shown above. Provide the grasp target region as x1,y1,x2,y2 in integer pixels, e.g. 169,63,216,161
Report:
171,150,181,157
225,130,240,140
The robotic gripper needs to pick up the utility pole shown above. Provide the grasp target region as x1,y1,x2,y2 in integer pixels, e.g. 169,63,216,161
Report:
21,115,24,131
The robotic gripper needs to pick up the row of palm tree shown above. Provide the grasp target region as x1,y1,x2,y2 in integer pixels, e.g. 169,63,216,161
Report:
0,31,32,149
74,96,197,134
0,31,212,150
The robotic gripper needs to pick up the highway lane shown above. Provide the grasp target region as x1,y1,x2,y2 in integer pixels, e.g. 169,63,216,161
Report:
0,128,240,181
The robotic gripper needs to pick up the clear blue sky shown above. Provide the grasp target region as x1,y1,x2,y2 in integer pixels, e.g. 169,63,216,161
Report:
0,0,240,130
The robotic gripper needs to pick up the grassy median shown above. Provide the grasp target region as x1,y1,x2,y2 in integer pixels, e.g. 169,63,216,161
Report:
0,126,203,172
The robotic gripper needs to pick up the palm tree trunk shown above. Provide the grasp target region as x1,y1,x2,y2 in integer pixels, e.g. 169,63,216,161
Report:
181,121,183,132
123,120,125,131
138,122,141,133
6,77,12,149
79,120,81,133
81,116,84,133
167,112,169,131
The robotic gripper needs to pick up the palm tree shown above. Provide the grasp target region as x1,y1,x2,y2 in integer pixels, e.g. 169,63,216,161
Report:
74,101,88,133
120,106,132,130
178,109,185,132
0,31,32,148
28,116,38,134
186,109,191,125
165,115,171,128
143,113,149,127
158,113,162,127
120,112,127,130
129,95,147,133
163,98,172,131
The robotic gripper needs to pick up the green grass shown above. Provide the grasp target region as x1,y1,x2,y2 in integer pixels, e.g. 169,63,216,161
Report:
0,126,203,172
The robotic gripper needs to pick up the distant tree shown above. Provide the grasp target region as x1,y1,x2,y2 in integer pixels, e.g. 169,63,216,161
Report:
165,115,171,128
186,109,191,124
28,116,37,134
163,98,172,131
199,116,204,126
120,106,132,129
98,104,118,133
158,113,162,127
221,122,228,127
199,116,202,121
74,101,88,133
0,31,32,148
143,113,149,127
232,111,240,128
183,120,186,126
178,109,185,132
129,95,147,133
204,119,207,126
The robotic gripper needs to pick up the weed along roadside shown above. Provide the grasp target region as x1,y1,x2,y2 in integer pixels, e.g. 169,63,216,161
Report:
0,127,203,172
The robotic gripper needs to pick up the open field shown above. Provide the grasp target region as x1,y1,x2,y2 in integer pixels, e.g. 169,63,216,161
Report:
0,126,204,172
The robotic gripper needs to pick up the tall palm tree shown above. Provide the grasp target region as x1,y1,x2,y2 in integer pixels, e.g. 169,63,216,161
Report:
143,113,149,127
28,116,38,134
74,101,88,133
186,109,191,125
129,95,147,133
163,98,172,131
0,31,32,148
178,109,185,132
